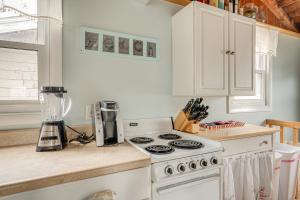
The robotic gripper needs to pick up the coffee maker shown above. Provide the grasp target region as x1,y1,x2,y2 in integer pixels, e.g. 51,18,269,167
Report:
93,101,124,146
36,86,72,152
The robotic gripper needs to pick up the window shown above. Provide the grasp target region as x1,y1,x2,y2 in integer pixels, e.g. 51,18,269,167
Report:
0,0,62,129
228,52,272,113
228,26,278,113
0,48,38,101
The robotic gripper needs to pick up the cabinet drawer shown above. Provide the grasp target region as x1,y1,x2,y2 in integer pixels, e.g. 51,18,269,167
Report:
222,135,272,157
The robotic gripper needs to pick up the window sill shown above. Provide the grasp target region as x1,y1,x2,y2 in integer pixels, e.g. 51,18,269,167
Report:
228,106,272,114
0,112,41,130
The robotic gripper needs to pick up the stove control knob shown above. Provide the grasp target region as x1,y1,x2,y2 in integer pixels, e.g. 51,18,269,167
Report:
189,161,197,170
165,165,174,176
177,163,186,173
200,159,208,168
211,157,218,165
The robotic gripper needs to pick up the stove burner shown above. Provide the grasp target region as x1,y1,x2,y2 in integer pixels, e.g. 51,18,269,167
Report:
130,137,154,144
159,133,182,140
145,145,175,155
169,140,204,149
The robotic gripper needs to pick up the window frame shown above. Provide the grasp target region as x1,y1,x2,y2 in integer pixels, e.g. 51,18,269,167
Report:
0,39,43,104
0,40,44,129
0,1,62,129
228,52,272,113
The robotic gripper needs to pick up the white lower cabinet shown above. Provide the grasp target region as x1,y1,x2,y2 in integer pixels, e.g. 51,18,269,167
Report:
222,135,273,157
0,167,151,200
221,134,275,199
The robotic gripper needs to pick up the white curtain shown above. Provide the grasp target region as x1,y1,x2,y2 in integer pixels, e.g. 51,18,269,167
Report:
256,26,279,56
0,0,62,45
224,152,273,200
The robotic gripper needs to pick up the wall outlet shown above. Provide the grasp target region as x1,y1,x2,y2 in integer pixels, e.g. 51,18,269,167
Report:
85,104,94,120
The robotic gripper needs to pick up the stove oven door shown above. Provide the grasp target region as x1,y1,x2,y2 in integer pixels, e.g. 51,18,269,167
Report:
152,168,222,200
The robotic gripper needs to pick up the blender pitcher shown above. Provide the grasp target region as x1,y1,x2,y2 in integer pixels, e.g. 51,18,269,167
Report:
36,86,72,152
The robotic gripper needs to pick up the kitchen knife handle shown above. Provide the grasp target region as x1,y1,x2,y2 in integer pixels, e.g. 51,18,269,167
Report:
170,117,174,130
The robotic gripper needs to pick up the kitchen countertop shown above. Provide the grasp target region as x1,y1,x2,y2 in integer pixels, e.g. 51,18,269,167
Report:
0,142,150,197
195,124,278,141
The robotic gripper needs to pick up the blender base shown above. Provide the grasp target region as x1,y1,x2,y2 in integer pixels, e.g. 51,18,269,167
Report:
36,121,68,152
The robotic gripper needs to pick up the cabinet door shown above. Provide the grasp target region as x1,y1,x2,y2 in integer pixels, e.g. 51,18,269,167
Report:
194,3,229,96
229,14,256,96
172,3,194,96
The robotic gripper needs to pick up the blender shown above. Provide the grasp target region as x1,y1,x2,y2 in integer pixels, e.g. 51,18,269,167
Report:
36,86,72,152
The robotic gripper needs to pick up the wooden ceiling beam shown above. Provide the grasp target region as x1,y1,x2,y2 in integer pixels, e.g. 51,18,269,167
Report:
282,2,300,12
278,0,300,7
289,10,300,18
294,16,300,23
261,0,297,31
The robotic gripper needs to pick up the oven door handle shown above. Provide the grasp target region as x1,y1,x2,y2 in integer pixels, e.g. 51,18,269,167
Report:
156,173,220,195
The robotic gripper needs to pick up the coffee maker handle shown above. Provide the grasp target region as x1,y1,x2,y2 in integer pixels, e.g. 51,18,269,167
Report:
63,96,72,117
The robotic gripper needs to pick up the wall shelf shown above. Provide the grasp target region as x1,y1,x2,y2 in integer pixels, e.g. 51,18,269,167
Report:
164,0,300,39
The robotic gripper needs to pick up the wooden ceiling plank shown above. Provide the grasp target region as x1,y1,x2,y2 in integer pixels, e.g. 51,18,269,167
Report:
261,0,297,30
279,0,300,7
282,2,300,12
289,13,300,18
289,11,300,18
294,16,300,23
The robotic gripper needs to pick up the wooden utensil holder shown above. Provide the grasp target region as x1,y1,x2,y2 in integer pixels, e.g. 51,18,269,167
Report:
174,111,200,134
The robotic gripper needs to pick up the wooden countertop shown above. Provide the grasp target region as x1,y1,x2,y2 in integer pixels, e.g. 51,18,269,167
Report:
195,124,278,141
0,142,150,197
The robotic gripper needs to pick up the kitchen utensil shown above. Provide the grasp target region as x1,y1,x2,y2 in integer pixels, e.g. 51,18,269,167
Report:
183,98,194,113
174,111,187,130
174,98,195,130
174,97,209,133
37,86,72,152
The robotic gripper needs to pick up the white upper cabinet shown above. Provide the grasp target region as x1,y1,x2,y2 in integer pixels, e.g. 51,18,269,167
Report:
172,2,256,97
229,13,256,96
194,3,229,96
172,3,195,96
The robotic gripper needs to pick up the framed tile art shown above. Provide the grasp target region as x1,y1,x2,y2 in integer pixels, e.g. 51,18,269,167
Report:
80,27,160,61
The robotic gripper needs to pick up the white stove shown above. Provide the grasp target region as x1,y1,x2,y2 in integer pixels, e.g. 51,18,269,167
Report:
124,118,223,200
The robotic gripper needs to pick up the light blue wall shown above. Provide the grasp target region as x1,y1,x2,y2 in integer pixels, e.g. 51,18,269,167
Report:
63,0,300,136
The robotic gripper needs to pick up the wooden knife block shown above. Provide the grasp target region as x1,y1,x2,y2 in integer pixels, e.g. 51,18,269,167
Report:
174,111,200,134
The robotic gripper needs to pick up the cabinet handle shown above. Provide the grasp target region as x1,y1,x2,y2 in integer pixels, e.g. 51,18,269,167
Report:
230,51,236,55
225,50,231,55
